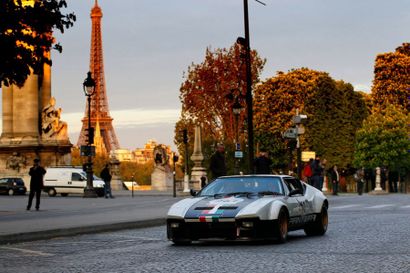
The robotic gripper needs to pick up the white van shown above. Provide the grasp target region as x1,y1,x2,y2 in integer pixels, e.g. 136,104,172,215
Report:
43,167,105,197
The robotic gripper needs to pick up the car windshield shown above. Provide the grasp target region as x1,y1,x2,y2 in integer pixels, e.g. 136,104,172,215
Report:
198,177,284,197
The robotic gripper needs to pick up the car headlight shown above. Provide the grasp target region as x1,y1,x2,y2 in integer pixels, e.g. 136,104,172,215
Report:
242,221,254,228
170,222,180,228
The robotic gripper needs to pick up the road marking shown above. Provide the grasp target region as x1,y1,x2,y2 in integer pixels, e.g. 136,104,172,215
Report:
331,204,359,209
401,205,410,209
0,246,54,257
367,204,394,209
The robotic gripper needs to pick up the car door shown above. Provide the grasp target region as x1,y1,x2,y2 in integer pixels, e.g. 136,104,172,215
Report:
285,178,315,224
70,172,86,194
282,178,304,228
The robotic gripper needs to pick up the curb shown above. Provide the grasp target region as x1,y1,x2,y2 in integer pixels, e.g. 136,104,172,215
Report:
0,218,166,245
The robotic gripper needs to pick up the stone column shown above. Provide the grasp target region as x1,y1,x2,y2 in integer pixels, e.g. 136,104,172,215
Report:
41,60,52,110
1,85,13,139
370,167,386,195
190,125,207,190
13,73,39,141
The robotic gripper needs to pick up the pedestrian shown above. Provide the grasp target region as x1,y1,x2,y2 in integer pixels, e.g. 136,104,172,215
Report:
100,164,114,198
27,159,46,211
328,164,340,195
311,155,324,191
200,176,207,189
253,149,273,174
354,167,365,195
303,158,313,184
209,144,227,180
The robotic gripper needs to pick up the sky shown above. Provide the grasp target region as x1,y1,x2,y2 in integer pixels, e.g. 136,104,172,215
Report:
5,0,410,150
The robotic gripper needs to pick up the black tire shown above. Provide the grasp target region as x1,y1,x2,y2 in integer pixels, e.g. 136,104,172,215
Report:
48,188,57,197
274,208,288,243
61,193,68,197
8,189,14,196
304,206,328,236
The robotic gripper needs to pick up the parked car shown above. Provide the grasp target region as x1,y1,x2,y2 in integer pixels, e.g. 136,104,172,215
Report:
167,175,328,245
0,177,27,196
43,167,105,197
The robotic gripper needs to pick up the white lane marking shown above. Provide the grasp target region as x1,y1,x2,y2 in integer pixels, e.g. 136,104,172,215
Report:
401,205,410,209
367,204,394,209
331,204,360,209
0,246,54,257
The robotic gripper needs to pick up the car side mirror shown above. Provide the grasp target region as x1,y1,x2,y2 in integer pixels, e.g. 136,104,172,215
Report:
190,189,197,197
289,188,303,196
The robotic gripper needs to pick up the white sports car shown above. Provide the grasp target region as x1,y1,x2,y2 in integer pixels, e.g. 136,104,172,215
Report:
167,175,328,245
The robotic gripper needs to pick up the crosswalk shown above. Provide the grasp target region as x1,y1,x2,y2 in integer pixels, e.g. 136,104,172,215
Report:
330,203,410,210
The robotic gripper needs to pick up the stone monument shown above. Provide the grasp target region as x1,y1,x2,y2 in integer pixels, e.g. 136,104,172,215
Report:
109,151,123,190
190,125,207,190
0,63,72,185
151,145,173,191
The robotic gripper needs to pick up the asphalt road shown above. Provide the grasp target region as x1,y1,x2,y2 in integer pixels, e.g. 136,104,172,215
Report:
1,194,409,273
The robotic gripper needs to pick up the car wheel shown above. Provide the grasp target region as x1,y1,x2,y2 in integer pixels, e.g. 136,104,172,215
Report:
48,188,57,197
274,208,288,243
304,205,328,236
8,189,14,196
172,239,192,246
61,193,68,197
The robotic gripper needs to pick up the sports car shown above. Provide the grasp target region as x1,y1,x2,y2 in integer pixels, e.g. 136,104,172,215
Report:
167,175,328,245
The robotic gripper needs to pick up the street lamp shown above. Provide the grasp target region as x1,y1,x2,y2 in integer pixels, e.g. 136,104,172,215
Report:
83,71,97,198
233,99,244,174
239,0,254,174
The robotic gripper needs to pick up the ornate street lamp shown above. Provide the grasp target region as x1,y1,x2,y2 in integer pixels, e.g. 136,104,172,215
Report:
233,99,244,174
83,71,97,198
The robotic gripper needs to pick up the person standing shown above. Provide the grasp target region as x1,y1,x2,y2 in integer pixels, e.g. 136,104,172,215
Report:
355,167,365,195
311,155,324,191
303,158,313,184
209,144,227,180
328,165,340,195
253,150,273,174
27,159,46,211
100,164,114,198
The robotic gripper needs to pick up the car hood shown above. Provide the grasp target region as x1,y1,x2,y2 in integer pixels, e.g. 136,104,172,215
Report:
184,195,261,219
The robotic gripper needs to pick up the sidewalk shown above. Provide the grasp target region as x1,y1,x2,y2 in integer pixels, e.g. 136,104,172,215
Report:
0,190,185,245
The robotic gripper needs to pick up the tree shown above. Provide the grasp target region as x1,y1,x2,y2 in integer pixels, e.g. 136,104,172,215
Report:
372,43,410,110
176,44,265,174
254,68,368,169
0,0,76,87
353,104,410,172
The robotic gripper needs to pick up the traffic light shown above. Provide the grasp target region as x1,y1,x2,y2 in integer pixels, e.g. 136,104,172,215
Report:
86,127,95,144
182,129,188,144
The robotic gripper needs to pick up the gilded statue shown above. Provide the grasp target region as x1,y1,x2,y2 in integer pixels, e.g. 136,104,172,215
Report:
41,97,68,140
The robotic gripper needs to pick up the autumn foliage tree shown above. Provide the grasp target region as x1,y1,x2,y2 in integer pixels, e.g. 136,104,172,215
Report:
254,68,368,169
176,44,265,174
0,0,76,87
372,43,410,110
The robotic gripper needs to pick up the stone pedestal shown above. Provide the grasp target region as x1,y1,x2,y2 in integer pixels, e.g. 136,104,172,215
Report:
109,157,123,190
369,167,387,195
151,166,173,191
190,125,207,191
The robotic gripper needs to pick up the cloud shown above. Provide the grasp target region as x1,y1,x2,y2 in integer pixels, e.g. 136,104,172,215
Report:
62,108,180,133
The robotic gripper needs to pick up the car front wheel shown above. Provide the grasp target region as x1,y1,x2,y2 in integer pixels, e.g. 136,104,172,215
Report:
304,205,328,236
274,208,288,243
48,188,57,197
8,189,14,196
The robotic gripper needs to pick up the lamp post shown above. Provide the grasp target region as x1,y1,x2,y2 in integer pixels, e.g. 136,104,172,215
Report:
172,153,179,197
237,0,254,174
83,71,97,198
233,99,244,174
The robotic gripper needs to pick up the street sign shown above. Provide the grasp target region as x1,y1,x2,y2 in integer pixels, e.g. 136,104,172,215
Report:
302,151,316,162
283,128,297,139
235,151,243,158
292,114,308,124
297,125,305,135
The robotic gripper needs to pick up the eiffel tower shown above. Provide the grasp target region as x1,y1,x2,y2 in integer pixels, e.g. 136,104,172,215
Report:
77,0,120,153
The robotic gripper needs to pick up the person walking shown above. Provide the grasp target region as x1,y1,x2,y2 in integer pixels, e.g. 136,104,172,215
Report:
27,159,46,211
328,164,340,195
209,144,227,180
253,150,273,174
100,164,114,198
